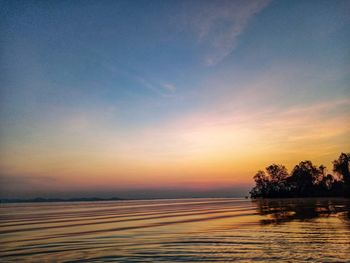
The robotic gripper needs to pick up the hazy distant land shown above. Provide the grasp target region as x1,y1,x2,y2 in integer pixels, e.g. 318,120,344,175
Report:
0,197,124,203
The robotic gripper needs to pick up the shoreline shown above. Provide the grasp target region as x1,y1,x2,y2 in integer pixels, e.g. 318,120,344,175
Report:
1,196,349,204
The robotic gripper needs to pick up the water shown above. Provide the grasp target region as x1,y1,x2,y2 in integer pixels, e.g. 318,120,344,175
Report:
1,198,349,262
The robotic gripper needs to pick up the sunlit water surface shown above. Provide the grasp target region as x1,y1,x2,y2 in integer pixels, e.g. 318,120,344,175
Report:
1,198,350,262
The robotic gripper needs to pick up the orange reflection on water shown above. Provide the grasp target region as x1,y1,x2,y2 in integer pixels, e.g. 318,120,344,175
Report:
0,198,349,262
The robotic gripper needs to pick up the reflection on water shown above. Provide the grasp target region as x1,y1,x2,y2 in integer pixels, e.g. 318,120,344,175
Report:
0,198,349,262
254,198,350,225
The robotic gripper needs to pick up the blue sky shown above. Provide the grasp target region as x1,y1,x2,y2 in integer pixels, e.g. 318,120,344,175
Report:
1,0,349,198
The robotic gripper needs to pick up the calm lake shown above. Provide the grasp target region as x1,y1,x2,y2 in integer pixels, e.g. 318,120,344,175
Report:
1,198,349,262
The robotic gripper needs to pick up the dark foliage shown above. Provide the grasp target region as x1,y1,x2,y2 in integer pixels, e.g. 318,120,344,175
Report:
250,153,350,198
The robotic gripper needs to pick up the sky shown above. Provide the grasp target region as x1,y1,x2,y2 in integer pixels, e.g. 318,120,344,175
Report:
1,0,349,199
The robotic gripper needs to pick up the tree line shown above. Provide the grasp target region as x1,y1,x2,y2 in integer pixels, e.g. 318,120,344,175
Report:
250,153,350,198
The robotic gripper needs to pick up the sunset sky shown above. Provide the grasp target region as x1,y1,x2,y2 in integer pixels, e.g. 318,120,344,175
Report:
1,0,349,198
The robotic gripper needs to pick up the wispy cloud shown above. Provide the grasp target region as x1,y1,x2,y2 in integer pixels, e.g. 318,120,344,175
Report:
100,61,177,97
134,76,177,97
162,83,177,92
180,0,271,65
131,97,350,169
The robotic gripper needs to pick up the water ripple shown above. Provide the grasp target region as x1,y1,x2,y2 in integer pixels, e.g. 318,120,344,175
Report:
0,198,349,262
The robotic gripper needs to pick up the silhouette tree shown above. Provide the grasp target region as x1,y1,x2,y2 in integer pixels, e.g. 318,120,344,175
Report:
321,174,334,190
266,164,289,183
288,160,322,196
333,153,350,197
250,153,349,198
333,153,350,182
250,164,289,198
266,164,289,197
250,170,270,198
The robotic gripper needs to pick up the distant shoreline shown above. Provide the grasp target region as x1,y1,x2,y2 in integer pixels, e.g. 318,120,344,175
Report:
0,196,240,203
2,196,350,204
0,197,124,203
